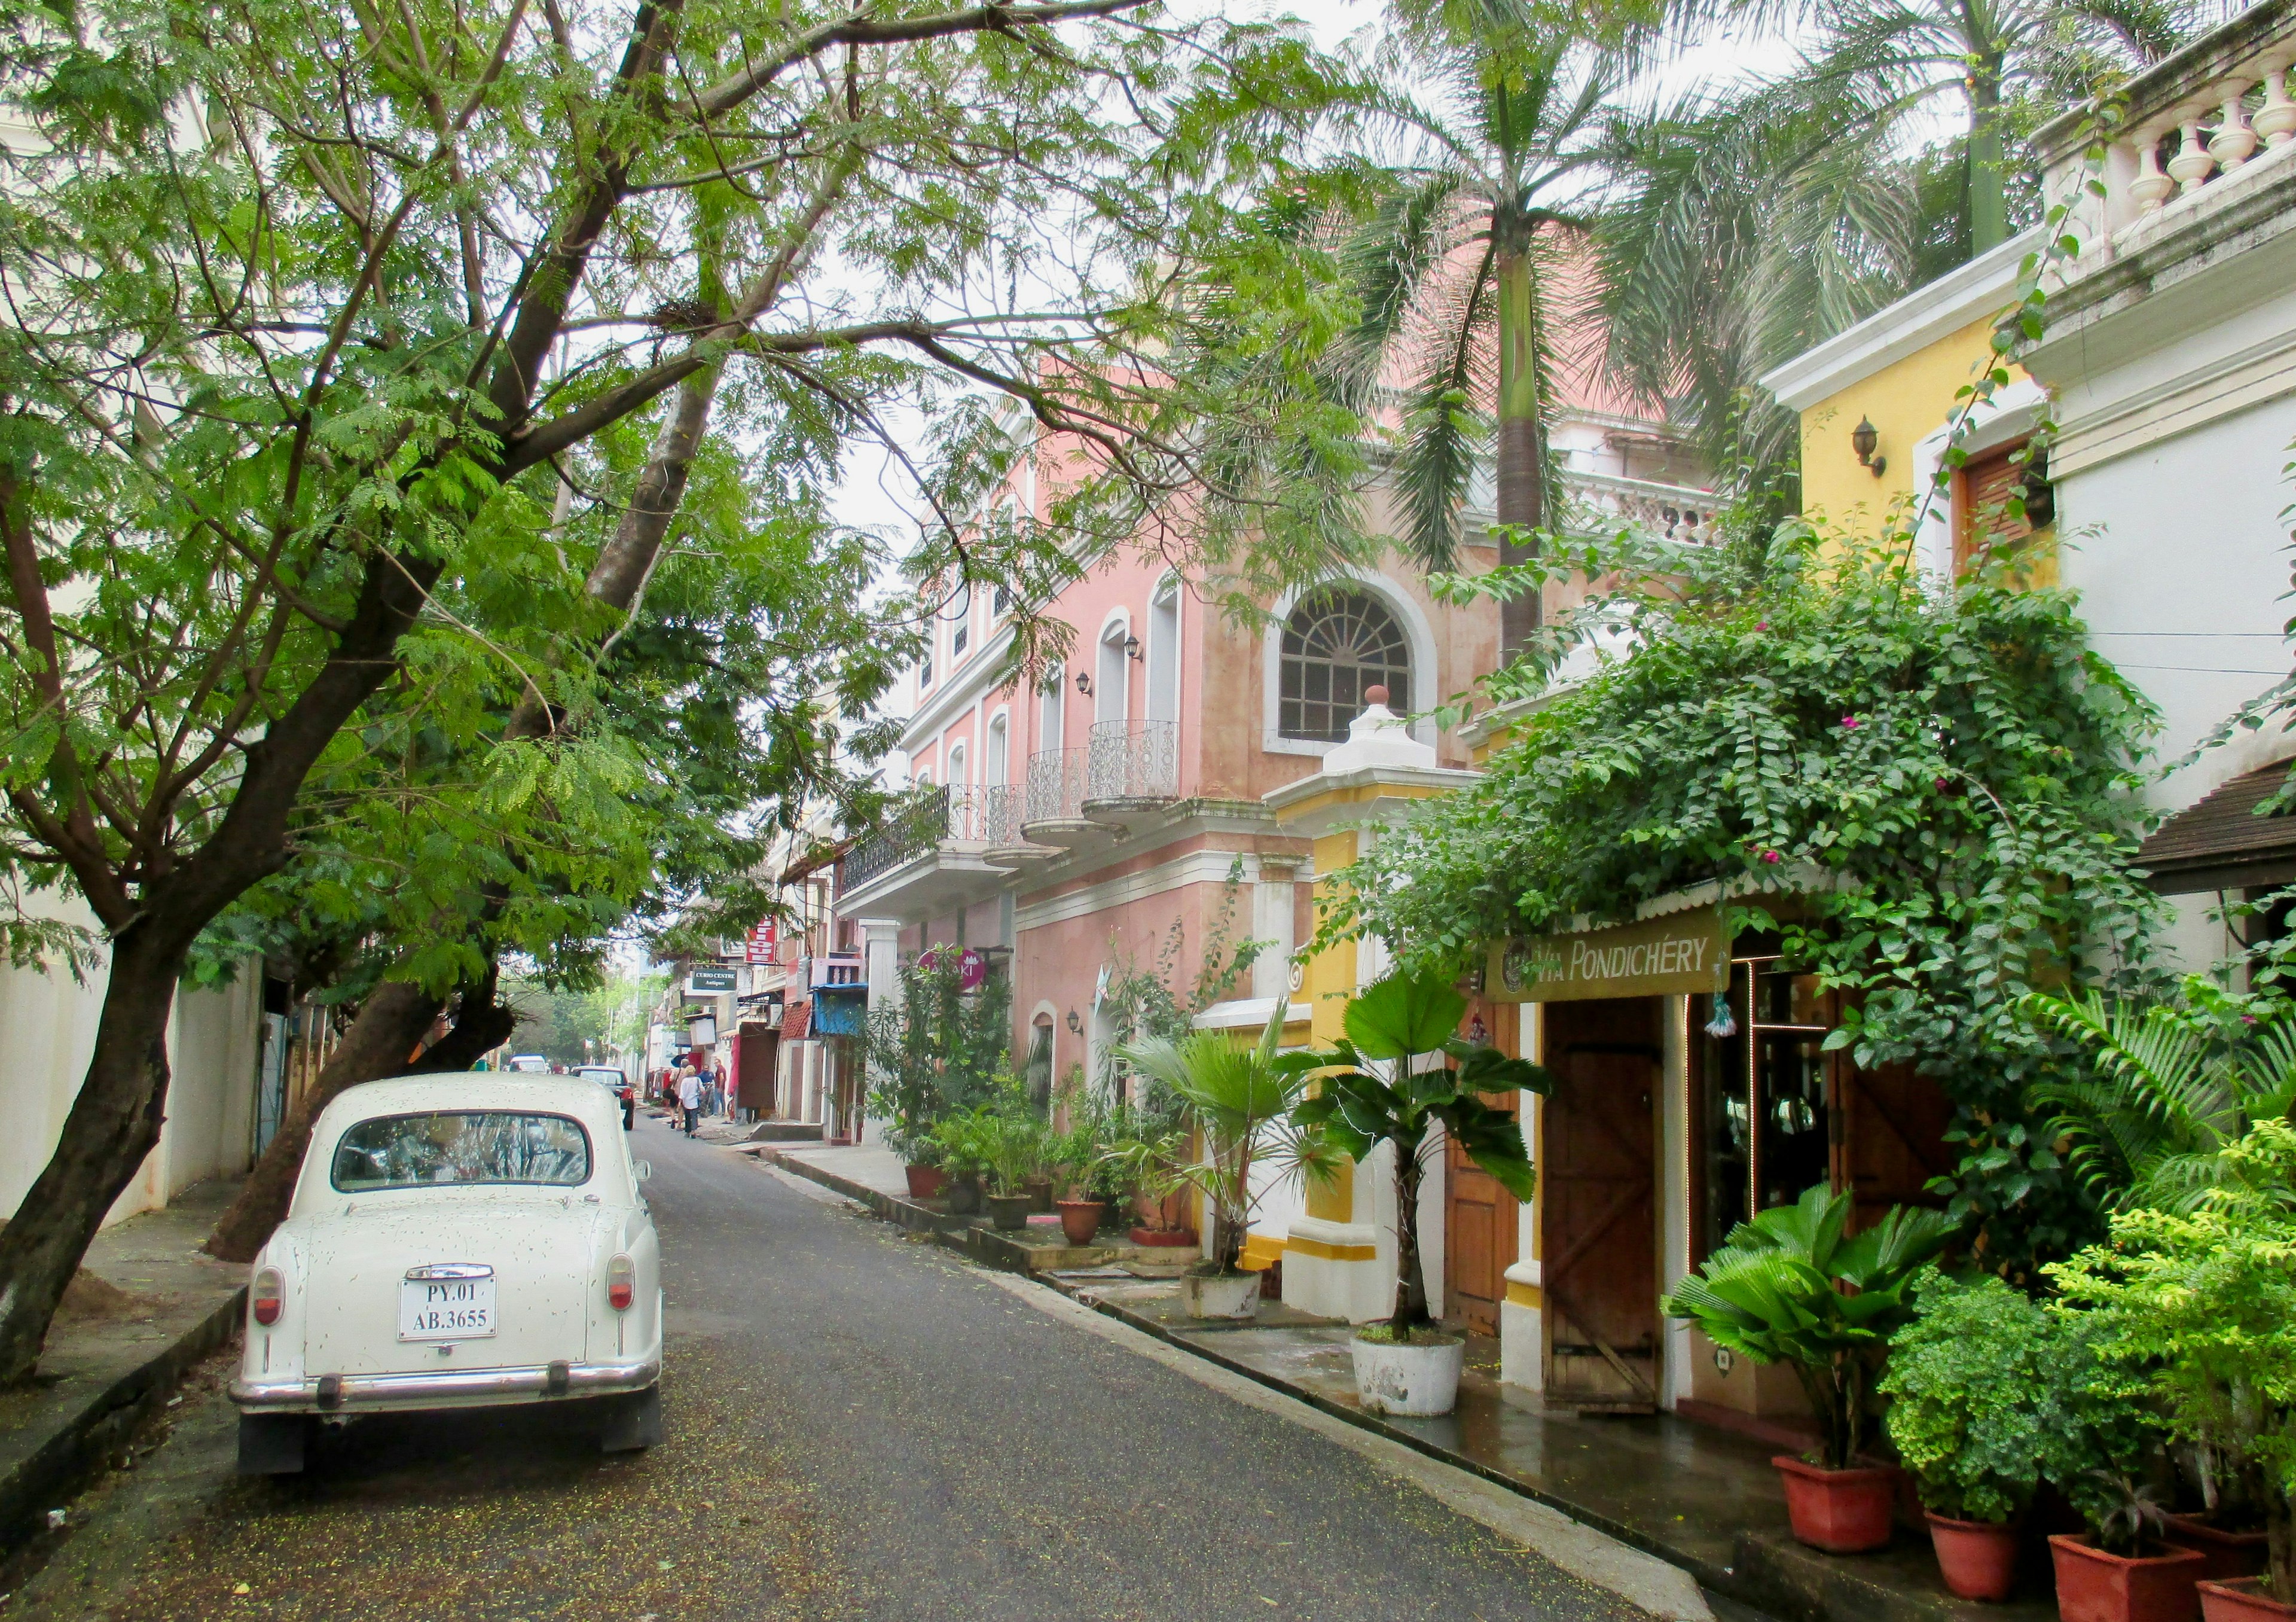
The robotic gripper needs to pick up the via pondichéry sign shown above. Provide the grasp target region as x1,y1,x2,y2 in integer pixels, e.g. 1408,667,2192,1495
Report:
1485,907,1729,1003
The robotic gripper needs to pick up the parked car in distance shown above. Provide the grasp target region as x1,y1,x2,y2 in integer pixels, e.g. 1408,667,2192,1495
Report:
230,1074,663,1475
578,1065,637,1130
505,1054,549,1074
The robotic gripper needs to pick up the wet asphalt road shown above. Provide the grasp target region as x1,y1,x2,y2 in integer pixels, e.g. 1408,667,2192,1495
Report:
8,1113,1652,1622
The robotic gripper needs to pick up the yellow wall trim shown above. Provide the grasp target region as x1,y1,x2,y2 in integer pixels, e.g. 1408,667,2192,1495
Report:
1286,1235,1378,1262
1505,1279,1544,1309
1239,1232,1287,1270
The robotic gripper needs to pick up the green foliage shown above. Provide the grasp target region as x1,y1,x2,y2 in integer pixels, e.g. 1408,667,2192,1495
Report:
862,957,1011,1162
2026,979,2296,1213
2048,1121,2296,1597
1283,970,1548,1330
1344,535,2163,1280
499,970,661,1067
1880,1266,2151,1524
1118,1001,1342,1275
1663,1183,1956,1469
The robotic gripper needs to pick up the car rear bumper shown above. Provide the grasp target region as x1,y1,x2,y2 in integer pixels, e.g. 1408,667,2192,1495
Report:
230,1353,660,1414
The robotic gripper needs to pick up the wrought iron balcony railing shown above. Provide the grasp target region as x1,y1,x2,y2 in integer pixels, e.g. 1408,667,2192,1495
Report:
1025,719,1178,824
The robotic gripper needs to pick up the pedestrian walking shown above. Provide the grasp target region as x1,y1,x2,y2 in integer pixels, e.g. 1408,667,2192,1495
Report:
679,1066,701,1136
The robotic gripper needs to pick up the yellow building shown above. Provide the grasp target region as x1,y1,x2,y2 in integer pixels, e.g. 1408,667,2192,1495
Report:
1760,232,2056,583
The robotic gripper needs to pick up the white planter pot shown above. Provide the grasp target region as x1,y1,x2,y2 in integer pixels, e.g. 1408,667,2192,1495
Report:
1350,1333,1465,1416
1180,1270,1262,1320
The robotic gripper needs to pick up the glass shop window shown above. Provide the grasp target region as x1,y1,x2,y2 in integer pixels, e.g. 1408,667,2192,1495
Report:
1698,958,1835,1260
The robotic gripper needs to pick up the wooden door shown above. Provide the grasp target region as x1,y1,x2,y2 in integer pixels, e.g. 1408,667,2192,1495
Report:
1445,1104,1519,1335
737,1023,778,1118
1541,998,1661,1411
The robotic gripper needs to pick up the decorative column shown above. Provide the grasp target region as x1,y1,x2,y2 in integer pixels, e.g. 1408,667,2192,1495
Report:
1262,688,1480,1324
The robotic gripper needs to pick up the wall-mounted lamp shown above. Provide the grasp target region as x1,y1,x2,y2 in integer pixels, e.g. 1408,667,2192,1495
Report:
1851,416,1886,478
1074,670,1093,696
1122,633,1141,660
1065,1007,1083,1034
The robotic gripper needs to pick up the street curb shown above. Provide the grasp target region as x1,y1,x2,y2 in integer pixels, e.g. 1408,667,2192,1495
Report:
752,1148,1134,1275
1042,1278,1747,1597
753,1146,1753,1602
0,1285,245,1554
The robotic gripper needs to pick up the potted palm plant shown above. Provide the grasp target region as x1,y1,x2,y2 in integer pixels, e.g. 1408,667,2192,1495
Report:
981,1107,1045,1233
2048,1120,2296,1621
1663,1182,1956,1553
1119,1001,1338,1319
1279,971,1545,1414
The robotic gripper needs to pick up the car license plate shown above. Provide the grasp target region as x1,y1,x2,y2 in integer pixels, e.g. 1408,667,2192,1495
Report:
399,1275,496,1340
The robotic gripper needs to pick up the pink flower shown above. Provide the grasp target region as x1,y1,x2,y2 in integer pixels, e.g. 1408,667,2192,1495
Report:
1755,621,1769,632
1842,715,1861,730
1761,850,1782,864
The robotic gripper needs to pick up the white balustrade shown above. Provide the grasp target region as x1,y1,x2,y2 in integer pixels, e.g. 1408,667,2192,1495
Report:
2038,4,2296,260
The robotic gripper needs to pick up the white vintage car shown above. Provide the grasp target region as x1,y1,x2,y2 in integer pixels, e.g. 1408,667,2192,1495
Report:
230,1073,664,1474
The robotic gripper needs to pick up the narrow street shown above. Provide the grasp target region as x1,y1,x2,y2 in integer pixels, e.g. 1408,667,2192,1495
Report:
8,1117,1680,1622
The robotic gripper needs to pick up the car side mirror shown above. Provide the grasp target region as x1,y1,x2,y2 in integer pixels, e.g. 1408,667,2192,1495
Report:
633,1159,654,1183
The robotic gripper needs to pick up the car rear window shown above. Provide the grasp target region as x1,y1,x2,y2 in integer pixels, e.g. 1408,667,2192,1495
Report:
330,1112,593,1192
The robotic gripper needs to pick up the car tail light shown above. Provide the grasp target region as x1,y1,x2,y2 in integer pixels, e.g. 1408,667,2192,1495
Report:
252,1266,283,1327
607,1253,634,1312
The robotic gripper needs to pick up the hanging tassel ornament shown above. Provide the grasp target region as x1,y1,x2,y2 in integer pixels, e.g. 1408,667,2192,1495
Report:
1703,994,1738,1039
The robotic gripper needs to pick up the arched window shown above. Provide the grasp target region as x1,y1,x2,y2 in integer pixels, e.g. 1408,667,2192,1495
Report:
1278,590,1410,742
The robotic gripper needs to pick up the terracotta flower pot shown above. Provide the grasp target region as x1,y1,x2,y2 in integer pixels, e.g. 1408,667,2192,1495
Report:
2047,1533,2208,1622
985,1193,1034,1231
1926,1511,2021,1602
2170,1517,2273,1586
945,1177,982,1215
1128,1226,1199,1248
1055,1199,1107,1246
2199,1578,2296,1621
1772,1456,1897,1554
903,1163,947,1200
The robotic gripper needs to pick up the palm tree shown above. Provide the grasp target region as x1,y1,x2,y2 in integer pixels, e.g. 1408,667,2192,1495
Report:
2026,984,2296,1211
1117,1002,1342,1276
1332,11,1625,654
1697,0,2219,260
1593,83,1930,490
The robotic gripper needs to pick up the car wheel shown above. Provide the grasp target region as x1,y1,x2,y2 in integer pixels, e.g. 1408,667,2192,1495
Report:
598,1385,664,1453
237,1413,311,1476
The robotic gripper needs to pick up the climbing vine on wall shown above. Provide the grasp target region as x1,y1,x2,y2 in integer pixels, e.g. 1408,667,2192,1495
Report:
1330,530,2167,1279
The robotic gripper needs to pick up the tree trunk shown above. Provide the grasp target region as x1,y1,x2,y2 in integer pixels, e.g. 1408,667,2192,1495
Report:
1390,1141,1430,1331
398,959,517,1076
0,929,184,1381
1967,52,2008,255
1494,232,1545,661
202,981,447,1263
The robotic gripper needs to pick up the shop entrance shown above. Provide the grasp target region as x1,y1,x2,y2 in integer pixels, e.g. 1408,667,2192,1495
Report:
1541,997,1661,1411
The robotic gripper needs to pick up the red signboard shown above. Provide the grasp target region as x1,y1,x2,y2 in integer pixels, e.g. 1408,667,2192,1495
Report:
746,919,777,964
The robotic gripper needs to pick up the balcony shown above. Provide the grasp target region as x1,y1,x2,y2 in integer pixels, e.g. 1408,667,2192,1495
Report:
1554,470,1719,546
1022,719,1180,846
2033,1,2296,358
801,953,864,990
836,785,1025,923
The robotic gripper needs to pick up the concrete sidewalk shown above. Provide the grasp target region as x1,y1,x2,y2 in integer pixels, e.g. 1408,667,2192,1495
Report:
0,1179,245,1552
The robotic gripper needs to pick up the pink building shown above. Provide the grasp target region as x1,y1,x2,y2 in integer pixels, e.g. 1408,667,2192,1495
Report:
837,379,1715,1118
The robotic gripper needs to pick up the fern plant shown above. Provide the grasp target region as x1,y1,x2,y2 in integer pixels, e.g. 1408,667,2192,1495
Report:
2025,979,2296,1212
